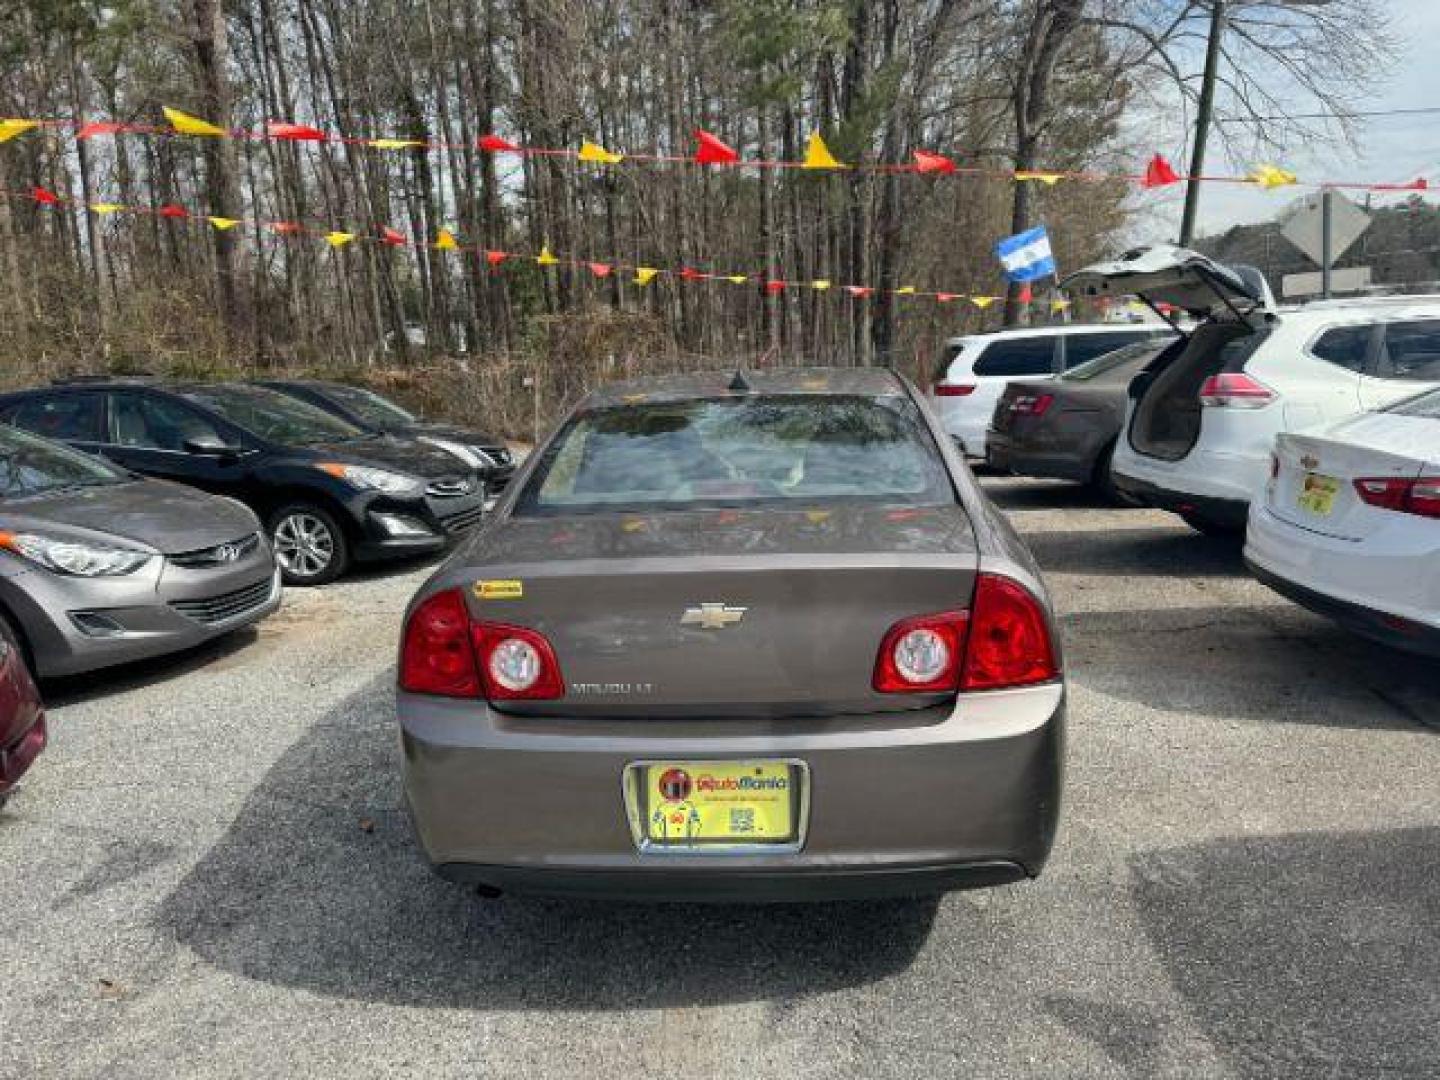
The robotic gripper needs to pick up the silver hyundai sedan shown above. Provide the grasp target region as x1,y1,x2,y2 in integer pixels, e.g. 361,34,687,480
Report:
0,425,280,678
397,368,1064,901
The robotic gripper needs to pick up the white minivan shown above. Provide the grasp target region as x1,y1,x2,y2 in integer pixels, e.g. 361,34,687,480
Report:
1064,245,1440,532
928,323,1174,458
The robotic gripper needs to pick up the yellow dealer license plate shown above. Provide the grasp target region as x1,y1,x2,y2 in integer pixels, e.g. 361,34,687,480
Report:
630,760,802,848
1298,472,1341,516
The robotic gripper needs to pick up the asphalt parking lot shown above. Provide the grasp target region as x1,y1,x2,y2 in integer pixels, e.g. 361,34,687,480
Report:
1,475,1436,1079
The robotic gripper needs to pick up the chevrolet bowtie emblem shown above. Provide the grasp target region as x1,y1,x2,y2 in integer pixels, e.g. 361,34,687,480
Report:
681,603,747,629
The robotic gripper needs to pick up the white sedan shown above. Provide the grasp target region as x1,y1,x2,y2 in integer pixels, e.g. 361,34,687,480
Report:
1245,387,1440,657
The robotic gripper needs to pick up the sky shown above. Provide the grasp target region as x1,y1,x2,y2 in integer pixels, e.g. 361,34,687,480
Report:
1125,0,1440,241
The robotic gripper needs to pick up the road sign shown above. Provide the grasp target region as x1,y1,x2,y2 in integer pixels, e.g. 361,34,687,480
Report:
1279,191,1370,267
1282,266,1372,298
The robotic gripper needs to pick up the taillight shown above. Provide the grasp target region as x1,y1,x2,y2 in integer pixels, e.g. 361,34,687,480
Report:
471,622,565,699
873,612,968,692
873,573,1059,694
399,589,565,700
1012,393,1055,416
1353,476,1440,519
400,589,481,698
1198,372,1276,409
961,574,1059,690
934,383,976,397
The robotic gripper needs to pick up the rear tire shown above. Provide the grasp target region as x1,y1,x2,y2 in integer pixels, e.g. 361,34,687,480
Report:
269,503,350,586
1089,441,1133,507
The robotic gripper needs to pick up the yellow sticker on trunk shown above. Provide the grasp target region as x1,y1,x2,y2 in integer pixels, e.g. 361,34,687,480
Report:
475,579,523,600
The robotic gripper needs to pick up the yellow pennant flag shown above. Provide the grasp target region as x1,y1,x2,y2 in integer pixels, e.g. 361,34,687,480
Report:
324,231,356,247
1015,170,1065,185
164,106,227,137
633,266,659,286
434,229,459,250
971,296,998,310
1249,164,1298,189
0,119,40,143
89,203,125,215
577,140,623,165
369,137,423,150
802,132,844,170
208,216,241,231
727,275,749,285
811,279,831,291
895,286,917,296
536,245,560,266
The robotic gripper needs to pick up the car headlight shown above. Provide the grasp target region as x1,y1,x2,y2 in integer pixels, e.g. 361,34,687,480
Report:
0,531,152,576
317,463,423,495
415,435,485,468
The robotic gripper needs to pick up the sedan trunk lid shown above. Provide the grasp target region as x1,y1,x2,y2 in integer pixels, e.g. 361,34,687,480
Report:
457,504,979,718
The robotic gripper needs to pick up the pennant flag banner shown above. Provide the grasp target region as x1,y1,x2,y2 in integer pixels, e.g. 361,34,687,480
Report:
0,183,1134,315
0,107,1429,193
996,225,1057,283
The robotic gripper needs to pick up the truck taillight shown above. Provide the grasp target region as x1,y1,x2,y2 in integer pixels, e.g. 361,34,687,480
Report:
874,573,1059,694
1353,476,1440,519
933,383,976,397
1198,372,1276,409
400,589,565,700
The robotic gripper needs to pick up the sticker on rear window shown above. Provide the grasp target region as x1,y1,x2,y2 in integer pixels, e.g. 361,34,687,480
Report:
474,579,523,600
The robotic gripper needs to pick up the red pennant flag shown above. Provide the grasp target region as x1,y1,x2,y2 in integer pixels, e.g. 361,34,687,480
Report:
268,121,326,142
270,220,302,234
588,262,613,278
913,150,956,175
1017,283,1033,304
478,134,519,152
381,226,407,247
764,280,787,295
936,292,960,302
694,129,740,165
30,186,61,206
1143,154,1181,188
679,267,705,282
158,203,189,219
484,249,509,267
77,121,124,140
845,285,874,298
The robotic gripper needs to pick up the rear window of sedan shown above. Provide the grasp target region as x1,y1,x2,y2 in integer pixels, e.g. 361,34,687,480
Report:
518,394,955,513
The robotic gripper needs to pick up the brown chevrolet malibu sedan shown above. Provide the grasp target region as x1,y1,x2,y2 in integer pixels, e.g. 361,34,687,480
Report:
397,368,1064,901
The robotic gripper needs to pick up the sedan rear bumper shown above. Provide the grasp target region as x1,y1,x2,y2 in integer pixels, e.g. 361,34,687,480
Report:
399,683,1065,901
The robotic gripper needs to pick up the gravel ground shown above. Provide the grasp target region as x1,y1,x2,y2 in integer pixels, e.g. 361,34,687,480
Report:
1,476,1436,1079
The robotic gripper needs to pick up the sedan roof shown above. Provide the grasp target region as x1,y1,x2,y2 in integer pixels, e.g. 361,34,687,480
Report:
583,366,907,408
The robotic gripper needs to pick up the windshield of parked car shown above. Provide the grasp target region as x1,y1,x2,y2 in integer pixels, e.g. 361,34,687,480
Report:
519,394,954,513
1060,340,1163,382
0,423,125,498
317,384,416,427
182,386,365,447
1386,387,1440,418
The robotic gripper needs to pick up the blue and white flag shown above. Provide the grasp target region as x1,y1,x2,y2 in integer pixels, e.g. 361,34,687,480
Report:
995,225,1057,283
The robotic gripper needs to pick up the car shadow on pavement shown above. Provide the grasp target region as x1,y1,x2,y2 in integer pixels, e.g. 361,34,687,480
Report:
1022,527,1246,578
1120,828,1439,1077
1061,604,1440,732
157,674,938,1010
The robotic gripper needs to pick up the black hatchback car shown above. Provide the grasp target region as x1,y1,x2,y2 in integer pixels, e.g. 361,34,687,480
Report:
0,381,486,585
256,380,517,498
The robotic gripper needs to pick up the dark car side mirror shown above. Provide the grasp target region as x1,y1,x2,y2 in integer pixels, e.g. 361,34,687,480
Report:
184,434,243,458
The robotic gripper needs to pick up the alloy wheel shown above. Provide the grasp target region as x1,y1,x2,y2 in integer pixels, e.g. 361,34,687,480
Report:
272,511,336,580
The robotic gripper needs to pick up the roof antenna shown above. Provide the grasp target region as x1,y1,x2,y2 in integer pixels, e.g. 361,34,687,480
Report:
728,367,752,392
